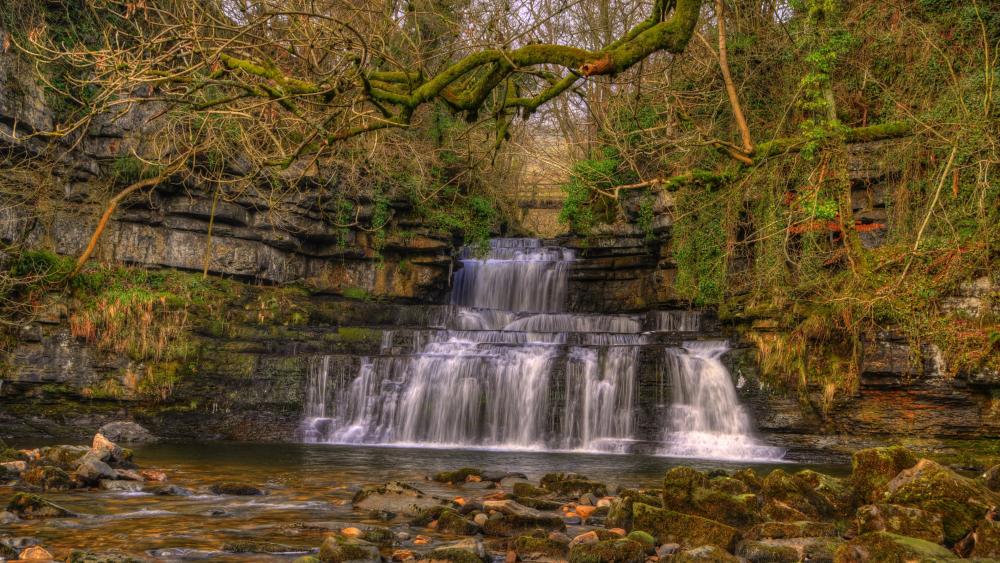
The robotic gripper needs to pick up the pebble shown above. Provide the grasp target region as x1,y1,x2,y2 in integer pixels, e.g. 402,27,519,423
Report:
392,548,416,561
20,546,53,560
454,496,466,506
568,531,600,549
656,543,680,557
396,532,411,541
575,505,597,520
342,527,362,538
141,469,167,481
609,528,627,536
465,475,482,483
597,498,612,508
413,535,431,545
473,513,489,526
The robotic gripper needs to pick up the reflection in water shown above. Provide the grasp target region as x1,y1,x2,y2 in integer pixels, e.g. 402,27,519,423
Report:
3,442,845,561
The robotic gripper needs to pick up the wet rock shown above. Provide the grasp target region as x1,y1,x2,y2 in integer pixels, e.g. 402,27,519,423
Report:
412,505,458,526
736,539,800,562
743,520,837,540
6,493,76,519
761,469,835,520
75,457,118,484
515,497,562,510
422,538,487,562
354,481,449,516
223,540,296,553
473,513,488,526
146,484,192,496
956,517,1000,558
849,446,917,505
568,531,600,549
19,546,54,560
512,535,568,560
433,468,483,484
140,470,167,482
115,469,144,481
795,469,850,513
67,550,146,562
39,445,90,470
656,543,680,557
981,464,1000,492
568,538,645,563
99,479,143,492
663,467,709,505
360,526,395,546
480,499,566,536
0,510,20,524
539,473,608,497
437,510,479,535
1,460,27,481
833,531,957,562
512,482,548,498
0,543,18,560
92,433,127,464
481,471,526,483
318,536,381,563
605,489,661,530
97,421,157,444
209,482,264,495
671,544,741,562
22,465,74,491
883,458,1000,543
855,503,944,543
709,476,751,495
630,503,739,551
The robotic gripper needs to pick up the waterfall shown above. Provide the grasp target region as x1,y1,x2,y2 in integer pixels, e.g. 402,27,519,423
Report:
300,237,782,460
659,341,785,461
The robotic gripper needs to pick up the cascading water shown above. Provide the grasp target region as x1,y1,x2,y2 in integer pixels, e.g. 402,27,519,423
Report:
301,237,783,460
659,341,785,461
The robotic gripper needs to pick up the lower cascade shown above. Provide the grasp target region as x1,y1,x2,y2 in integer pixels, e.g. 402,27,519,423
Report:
302,238,783,460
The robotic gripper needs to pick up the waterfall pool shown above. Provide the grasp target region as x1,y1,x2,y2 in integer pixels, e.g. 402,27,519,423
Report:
1,441,848,561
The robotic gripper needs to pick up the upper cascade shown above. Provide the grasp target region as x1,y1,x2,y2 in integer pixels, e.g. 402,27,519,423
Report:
450,238,573,313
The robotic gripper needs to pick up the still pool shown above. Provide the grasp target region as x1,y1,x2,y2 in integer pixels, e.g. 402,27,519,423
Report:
1,442,848,561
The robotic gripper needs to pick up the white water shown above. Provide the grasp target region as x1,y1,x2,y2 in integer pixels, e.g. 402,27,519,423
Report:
301,238,782,461
659,341,785,461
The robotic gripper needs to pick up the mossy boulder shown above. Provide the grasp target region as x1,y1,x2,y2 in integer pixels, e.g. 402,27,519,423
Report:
568,538,645,563
855,503,944,544
795,469,851,513
481,512,566,536
317,536,380,563
981,464,1000,492
422,547,486,563
6,492,76,519
761,469,835,519
958,518,1000,559
39,445,90,470
709,476,752,495
223,540,295,553
849,446,918,505
663,467,710,506
661,467,758,526
625,530,655,548
1,543,19,560
540,473,608,497
360,526,395,546
513,482,549,498
744,520,837,540
736,539,801,562
732,468,763,492
412,505,455,526
209,482,264,495
22,465,75,491
631,502,739,551
672,544,741,562
66,550,145,562
513,535,568,559
606,489,662,530
833,531,958,562
516,496,563,510
433,467,483,484
354,481,449,515
883,458,1000,544
437,510,479,535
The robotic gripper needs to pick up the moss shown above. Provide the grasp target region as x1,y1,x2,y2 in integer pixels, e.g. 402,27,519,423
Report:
481,512,566,537
855,503,944,543
515,496,563,510
432,467,482,484
359,526,395,546
512,482,548,497
513,536,567,558
22,465,74,491
335,327,381,343
736,539,800,562
341,287,371,301
673,545,742,562
631,502,739,551
438,510,478,535
540,472,608,497
834,531,957,562
761,469,834,519
422,547,484,563
6,492,76,519
318,537,379,563
849,446,918,505
222,540,294,553
625,530,655,547
411,505,453,527
744,520,837,540
607,489,662,530
568,539,646,563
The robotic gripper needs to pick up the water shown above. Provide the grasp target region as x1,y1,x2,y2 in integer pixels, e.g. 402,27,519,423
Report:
0,442,839,561
660,341,785,461
302,238,783,461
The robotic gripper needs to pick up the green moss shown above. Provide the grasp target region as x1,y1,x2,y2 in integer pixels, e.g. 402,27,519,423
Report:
438,510,478,535
513,536,567,558
6,492,76,519
422,547,484,563
341,287,371,301
540,472,608,497
835,532,958,561
481,512,566,537
849,446,918,505
432,467,482,484
515,496,562,510
222,540,294,553
631,503,739,551
568,539,646,563
317,537,379,563
512,482,548,497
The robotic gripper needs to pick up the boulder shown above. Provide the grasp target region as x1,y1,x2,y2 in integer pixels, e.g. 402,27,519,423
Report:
97,421,157,444
744,520,837,540
981,464,1000,492
360,526,395,546
855,503,944,543
22,465,75,491
318,536,381,563
38,445,90,470
19,546,54,560
353,481,449,516
849,446,917,505
738,537,845,563
6,493,77,519
833,531,957,562
209,482,265,495
437,510,479,535
512,482,549,498
146,484,192,496
480,500,565,536
223,540,296,553
883,458,1000,543
662,467,759,526
605,489,661,530
540,473,608,497
100,480,144,493
92,433,127,464
956,517,1000,559
568,538,645,563
0,543,18,560
421,538,486,562
75,456,118,484
795,469,851,513
630,503,739,551
761,469,834,519
512,535,568,560
432,467,483,484
672,545,741,562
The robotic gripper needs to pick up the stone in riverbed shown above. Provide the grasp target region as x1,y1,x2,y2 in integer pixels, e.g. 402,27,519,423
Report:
833,531,957,562
318,536,381,563
738,536,845,563
540,473,608,497
92,433,127,464
568,538,645,563
437,510,479,535
670,544,741,562
75,456,118,484
99,479,144,492
630,503,739,552
432,467,483,484
209,482,265,495
19,546,54,560
605,489,661,530
513,535,568,560
22,465,75,491
38,445,90,470
422,538,487,562
848,446,918,505
512,482,548,498
480,499,565,536
66,550,145,562
354,481,450,516
855,503,944,543
743,520,837,540
223,540,296,553
0,543,18,560
97,421,157,444
883,458,1000,544
6,493,76,519
761,469,834,520
146,483,192,496
956,517,1000,559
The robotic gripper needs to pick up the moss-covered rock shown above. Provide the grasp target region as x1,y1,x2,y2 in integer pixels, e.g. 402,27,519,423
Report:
568,538,645,563
209,482,264,495
481,512,566,536
437,510,479,535
360,526,395,546
39,445,90,470
66,550,145,562
317,536,380,563
354,481,449,515
855,503,944,544
22,465,75,491
663,467,710,505
672,544,741,562
849,446,918,505
433,467,483,484
744,520,837,540
412,505,455,527
625,530,655,547
540,473,608,497
960,518,1000,559
223,540,295,553
513,482,548,497
795,469,851,513
513,535,568,559
709,476,752,495
733,469,763,492
736,539,801,562
422,547,485,563
761,469,834,519
833,531,958,562
631,502,739,551
883,458,999,544
6,492,76,519
606,489,662,530
1,543,20,561
981,464,1000,492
